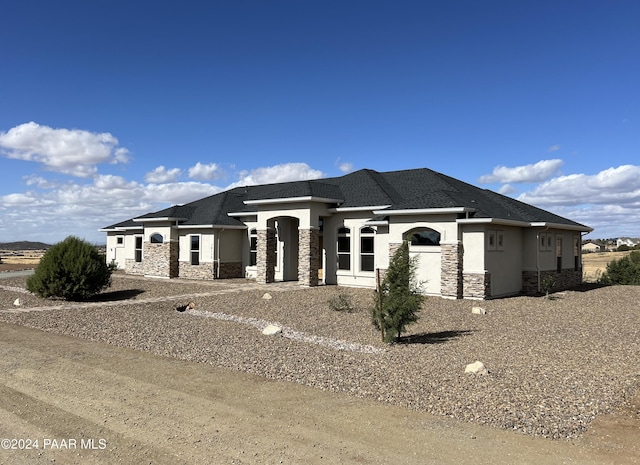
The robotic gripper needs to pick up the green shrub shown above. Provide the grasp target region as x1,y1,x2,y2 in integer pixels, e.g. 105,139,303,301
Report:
26,236,114,300
328,292,355,313
371,241,424,343
599,251,640,285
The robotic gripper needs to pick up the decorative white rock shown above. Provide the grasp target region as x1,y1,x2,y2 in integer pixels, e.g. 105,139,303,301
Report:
262,324,282,336
13,298,22,307
262,293,273,300
471,306,486,315
465,361,489,375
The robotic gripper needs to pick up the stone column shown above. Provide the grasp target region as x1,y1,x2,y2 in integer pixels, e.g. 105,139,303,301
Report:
256,228,276,284
441,241,463,299
298,227,319,287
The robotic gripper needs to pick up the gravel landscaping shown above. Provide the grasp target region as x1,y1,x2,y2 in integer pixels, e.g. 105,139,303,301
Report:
1,273,639,440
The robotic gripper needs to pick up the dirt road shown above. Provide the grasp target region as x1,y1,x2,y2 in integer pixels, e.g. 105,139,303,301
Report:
1,322,638,465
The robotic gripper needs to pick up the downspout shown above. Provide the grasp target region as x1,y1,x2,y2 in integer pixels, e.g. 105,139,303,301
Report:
536,225,550,293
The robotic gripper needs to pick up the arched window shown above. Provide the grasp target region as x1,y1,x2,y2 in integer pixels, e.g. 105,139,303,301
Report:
360,227,375,271
337,227,351,270
150,233,164,244
405,227,441,246
249,229,257,266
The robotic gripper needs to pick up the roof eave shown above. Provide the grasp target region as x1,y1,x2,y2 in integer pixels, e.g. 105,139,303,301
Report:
373,207,476,215
244,196,343,206
530,222,593,232
99,226,143,232
329,205,391,213
133,217,188,223
457,218,531,228
175,224,247,230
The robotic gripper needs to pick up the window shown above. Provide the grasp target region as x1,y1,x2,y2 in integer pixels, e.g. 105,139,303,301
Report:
488,230,496,251
116,235,124,247
337,227,351,270
150,233,163,243
134,236,143,263
556,236,563,273
360,227,375,272
497,231,505,251
406,227,441,246
190,235,200,266
539,233,546,251
249,229,257,266
573,235,580,271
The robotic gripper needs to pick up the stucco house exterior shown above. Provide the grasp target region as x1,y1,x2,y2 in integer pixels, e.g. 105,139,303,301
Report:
101,168,592,299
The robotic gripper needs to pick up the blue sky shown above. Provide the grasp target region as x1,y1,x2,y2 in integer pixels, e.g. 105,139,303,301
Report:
1,0,639,244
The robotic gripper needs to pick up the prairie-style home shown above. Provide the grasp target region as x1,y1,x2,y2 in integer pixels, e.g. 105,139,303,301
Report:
101,167,592,299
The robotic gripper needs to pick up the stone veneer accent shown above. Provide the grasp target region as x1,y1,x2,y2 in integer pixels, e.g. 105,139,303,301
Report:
256,228,276,284
463,272,491,299
178,261,243,280
522,269,583,295
298,228,319,287
125,259,145,276
217,262,243,279
440,242,463,299
179,261,215,280
143,242,179,278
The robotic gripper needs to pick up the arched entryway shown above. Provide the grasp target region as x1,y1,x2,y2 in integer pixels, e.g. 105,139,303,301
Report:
256,215,320,287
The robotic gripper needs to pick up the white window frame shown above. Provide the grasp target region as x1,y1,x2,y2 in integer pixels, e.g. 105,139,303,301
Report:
134,235,143,263
359,227,375,272
337,227,351,271
190,234,201,266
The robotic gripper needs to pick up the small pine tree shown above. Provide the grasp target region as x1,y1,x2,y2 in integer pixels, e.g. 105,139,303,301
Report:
27,236,114,300
371,241,424,343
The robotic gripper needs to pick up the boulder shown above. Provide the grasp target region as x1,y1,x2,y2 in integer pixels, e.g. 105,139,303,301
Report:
176,301,195,312
262,324,283,336
262,293,272,300
13,298,22,307
471,306,486,315
465,361,489,375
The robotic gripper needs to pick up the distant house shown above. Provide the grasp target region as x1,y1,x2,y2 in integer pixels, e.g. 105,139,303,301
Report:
101,167,592,299
582,242,604,253
616,237,640,248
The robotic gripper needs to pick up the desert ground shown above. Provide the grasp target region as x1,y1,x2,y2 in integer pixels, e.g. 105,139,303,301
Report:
0,270,639,464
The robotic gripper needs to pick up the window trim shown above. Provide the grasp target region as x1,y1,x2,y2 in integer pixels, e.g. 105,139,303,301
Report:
150,233,164,244
134,235,143,263
115,235,124,248
337,227,351,271
249,229,257,267
190,234,201,266
359,227,375,272
405,227,441,247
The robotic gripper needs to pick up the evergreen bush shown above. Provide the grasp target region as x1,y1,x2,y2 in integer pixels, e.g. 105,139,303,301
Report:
26,236,114,300
371,241,424,343
599,251,640,285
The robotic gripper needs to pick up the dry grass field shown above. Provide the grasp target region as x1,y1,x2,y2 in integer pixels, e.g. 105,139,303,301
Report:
0,250,44,272
582,250,632,282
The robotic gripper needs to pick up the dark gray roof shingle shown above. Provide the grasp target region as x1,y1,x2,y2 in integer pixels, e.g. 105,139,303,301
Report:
102,167,590,230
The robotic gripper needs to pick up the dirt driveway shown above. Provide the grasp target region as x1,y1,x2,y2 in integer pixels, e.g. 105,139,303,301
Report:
1,322,638,465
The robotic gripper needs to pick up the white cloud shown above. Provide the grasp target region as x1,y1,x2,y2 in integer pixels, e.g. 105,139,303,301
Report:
548,145,560,152
144,182,220,205
334,158,354,173
518,165,640,207
188,162,223,181
229,162,324,188
498,184,516,195
478,159,564,184
24,175,59,189
144,166,182,183
0,121,130,178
